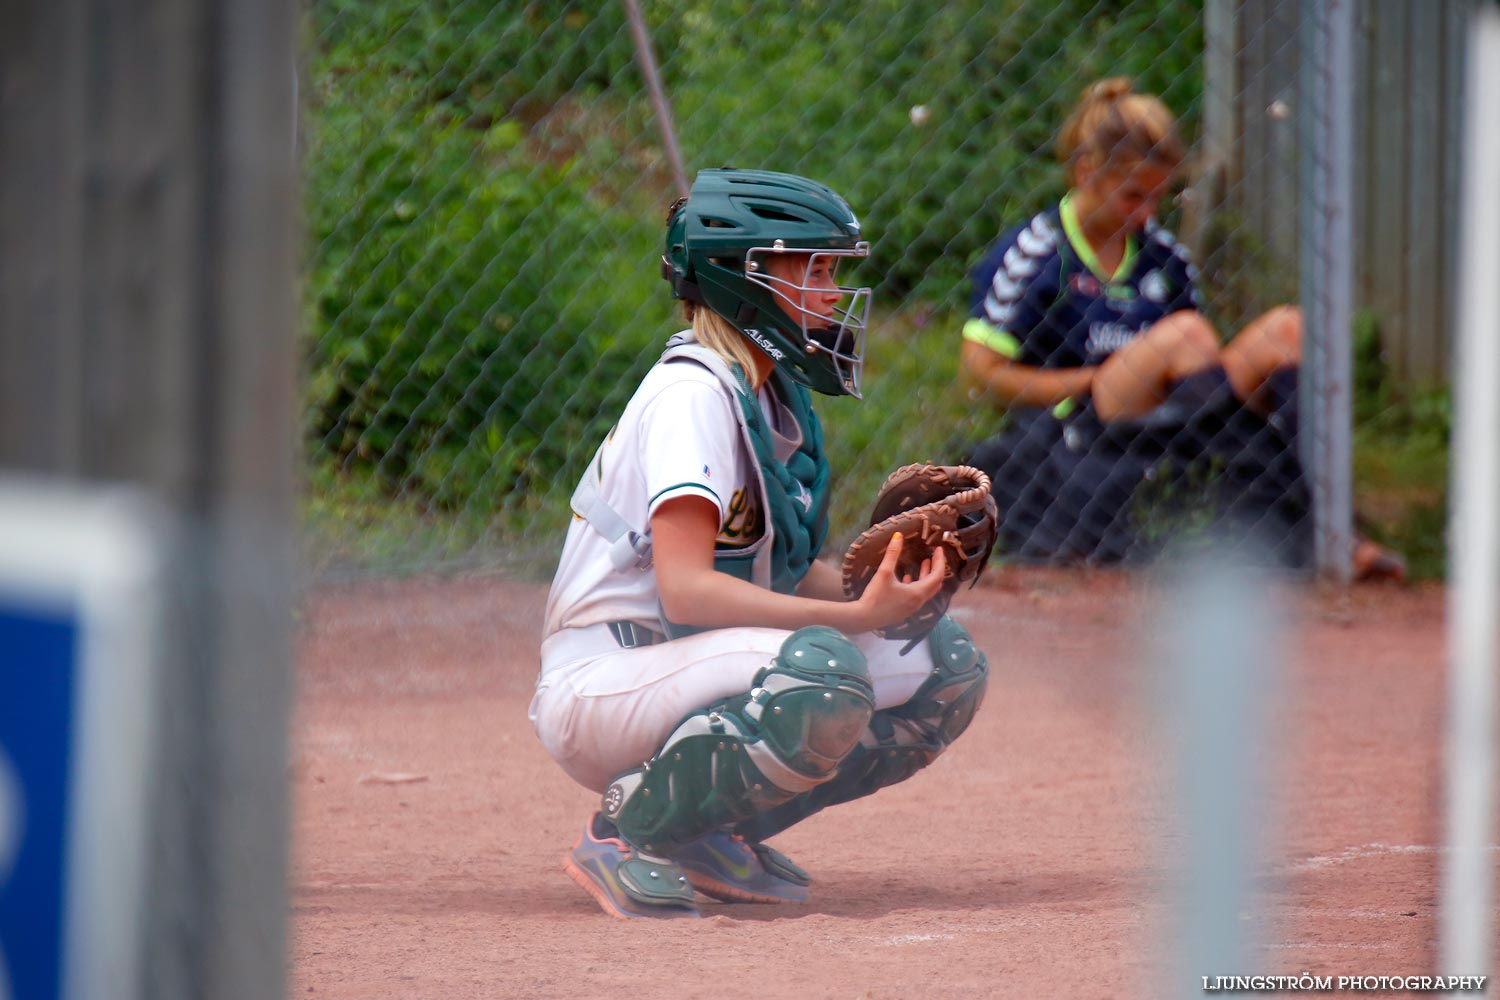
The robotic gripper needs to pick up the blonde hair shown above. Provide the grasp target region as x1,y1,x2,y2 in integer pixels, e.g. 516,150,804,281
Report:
683,302,765,386
1057,77,1184,175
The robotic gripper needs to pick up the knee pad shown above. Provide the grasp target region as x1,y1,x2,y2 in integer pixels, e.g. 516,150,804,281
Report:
602,626,874,854
730,618,989,843
745,626,875,781
905,615,989,747
854,616,989,781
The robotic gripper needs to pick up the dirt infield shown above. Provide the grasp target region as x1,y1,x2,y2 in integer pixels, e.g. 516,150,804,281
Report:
290,568,1456,999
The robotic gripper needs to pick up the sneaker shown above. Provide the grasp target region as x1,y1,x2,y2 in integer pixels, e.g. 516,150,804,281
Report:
562,813,700,919
1353,537,1407,583
672,831,811,904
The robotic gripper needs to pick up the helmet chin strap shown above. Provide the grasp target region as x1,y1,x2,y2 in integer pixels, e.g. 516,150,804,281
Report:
807,323,855,355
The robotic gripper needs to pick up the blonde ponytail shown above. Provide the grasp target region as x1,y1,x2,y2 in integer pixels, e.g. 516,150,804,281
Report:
684,301,766,387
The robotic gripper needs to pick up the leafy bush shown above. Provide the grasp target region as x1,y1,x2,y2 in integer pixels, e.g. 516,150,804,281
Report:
304,96,663,506
305,0,687,515
657,0,1203,301
1351,312,1449,580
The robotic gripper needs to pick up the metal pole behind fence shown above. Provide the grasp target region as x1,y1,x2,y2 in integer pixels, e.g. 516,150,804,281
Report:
1156,554,1279,997
622,0,691,199
1298,0,1355,583
1440,4,1500,983
0,0,298,997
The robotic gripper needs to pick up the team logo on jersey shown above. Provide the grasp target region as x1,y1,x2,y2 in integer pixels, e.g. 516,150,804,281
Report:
1069,272,1103,298
743,328,785,360
722,488,764,543
1086,321,1139,357
1140,269,1170,303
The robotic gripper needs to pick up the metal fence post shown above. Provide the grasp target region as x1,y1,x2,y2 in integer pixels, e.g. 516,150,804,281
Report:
0,0,298,996
1298,0,1356,582
1440,4,1500,982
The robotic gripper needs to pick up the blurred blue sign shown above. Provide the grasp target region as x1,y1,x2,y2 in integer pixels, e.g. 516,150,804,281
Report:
0,481,160,1000
0,606,80,1000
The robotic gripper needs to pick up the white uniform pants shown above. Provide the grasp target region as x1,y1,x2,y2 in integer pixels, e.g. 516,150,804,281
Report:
530,625,934,793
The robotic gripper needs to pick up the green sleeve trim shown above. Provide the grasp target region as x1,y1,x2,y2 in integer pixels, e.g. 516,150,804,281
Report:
962,318,1021,359
1059,193,1138,283
650,483,721,508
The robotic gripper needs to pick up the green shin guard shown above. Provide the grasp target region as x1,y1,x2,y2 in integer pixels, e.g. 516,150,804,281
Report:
896,615,988,751
602,626,875,856
733,616,989,842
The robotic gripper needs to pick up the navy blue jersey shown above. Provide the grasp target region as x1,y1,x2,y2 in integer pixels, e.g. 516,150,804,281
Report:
965,196,1203,372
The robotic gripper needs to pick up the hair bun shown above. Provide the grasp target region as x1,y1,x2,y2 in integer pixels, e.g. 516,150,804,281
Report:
1056,75,1180,170
1085,77,1133,104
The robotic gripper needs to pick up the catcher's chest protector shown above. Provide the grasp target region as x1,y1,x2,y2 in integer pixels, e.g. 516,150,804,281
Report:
565,339,829,634
659,343,829,596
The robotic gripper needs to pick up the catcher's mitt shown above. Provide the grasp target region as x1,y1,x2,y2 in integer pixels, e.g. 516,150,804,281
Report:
841,463,999,642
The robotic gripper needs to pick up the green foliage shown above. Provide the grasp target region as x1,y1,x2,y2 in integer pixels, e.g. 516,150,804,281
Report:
1193,207,1300,335
658,0,1202,301
311,0,637,121
305,4,665,508
1128,454,1229,553
1351,311,1449,580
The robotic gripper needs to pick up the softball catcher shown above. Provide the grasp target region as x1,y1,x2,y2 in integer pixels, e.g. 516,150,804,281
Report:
531,168,997,918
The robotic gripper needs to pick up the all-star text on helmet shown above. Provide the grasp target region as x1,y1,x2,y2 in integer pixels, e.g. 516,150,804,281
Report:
662,168,872,397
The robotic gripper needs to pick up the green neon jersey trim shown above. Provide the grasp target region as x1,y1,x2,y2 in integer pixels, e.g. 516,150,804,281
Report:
962,318,1022,358
1059,193,1138,284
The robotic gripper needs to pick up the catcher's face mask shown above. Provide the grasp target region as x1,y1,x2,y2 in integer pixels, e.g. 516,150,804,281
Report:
747,245,871,399
663,168,872,398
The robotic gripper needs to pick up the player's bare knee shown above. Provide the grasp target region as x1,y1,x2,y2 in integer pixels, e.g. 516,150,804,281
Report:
1267,304,1302,328
1266,305,1303,353
1163,312,1220,363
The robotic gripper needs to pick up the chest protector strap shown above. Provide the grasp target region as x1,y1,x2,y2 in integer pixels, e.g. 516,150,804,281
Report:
570,443,655,573
568,338,830,634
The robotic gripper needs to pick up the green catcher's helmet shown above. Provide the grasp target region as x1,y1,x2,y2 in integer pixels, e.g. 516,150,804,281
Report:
662,168,872,397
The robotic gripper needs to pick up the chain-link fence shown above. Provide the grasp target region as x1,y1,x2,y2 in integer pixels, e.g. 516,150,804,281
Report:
300,0,1457,581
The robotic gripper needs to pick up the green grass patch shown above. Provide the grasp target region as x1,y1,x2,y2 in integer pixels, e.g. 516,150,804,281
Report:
1350,313,1449,580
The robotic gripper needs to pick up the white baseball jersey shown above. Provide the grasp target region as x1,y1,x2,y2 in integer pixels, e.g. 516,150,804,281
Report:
532,335,941,792
541,336,804,657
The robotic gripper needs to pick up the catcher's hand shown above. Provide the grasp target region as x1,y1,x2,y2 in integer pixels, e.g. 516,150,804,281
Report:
841,463,999,642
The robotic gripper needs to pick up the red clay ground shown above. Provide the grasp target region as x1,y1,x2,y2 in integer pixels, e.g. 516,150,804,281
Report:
290,567,1463,999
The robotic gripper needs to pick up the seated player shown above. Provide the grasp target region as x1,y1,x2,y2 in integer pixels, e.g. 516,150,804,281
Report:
960,76,1403,579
